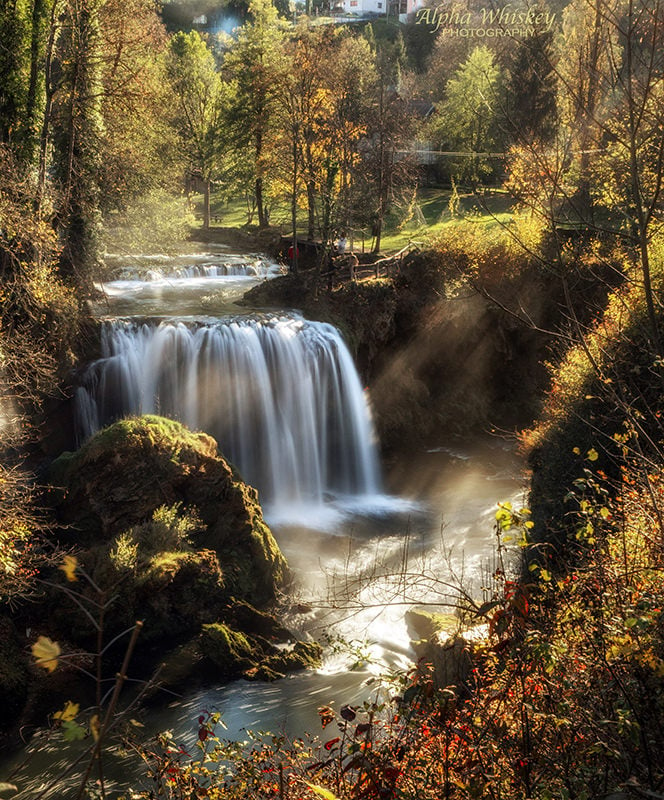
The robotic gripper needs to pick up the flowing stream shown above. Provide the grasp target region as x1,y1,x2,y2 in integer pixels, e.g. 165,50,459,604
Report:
3,243,525,796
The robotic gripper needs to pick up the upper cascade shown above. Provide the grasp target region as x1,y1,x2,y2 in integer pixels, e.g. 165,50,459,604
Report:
109,260,282,281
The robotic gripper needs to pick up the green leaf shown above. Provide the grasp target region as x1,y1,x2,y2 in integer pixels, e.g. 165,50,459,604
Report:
62,720,87,742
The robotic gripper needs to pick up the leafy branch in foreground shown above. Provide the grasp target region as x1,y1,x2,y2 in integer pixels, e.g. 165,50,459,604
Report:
9,555,145,800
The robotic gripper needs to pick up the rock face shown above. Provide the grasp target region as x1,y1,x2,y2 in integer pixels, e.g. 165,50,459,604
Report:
49,414,287,604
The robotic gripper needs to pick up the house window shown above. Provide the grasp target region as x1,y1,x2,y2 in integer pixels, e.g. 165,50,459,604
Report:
350,1,358,6
377,2,382,7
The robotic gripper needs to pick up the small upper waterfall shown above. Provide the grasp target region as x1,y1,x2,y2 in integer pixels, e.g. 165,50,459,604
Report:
75,315,382,510
113,260,281,281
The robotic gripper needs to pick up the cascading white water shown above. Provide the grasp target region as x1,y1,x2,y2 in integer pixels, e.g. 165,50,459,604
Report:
75,315,381,509
107,254,282,283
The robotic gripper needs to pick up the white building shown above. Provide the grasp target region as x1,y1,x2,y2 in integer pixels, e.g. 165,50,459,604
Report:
333,0,422,20
333,0,384,15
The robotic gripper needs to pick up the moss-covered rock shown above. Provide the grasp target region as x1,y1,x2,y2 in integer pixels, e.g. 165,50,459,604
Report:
28,415,298,715
256,640,323,679
48,415,287,603
228,599,293,642
201,622,256,679
201,621,322,682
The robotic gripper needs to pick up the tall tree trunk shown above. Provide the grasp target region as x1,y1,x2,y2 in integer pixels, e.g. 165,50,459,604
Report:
23,0,48,166
574,0,603,224
305,140,315,239
373,132,386,254
306,179,315,240
203,178,211,230
0,0,26,145
291,131,299,273
54,0,104,281
624,0,662,355
37,0,58,211
255,128,266,227
373,217,382,254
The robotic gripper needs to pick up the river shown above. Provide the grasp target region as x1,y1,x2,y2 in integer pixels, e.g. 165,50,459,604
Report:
3,243,525,797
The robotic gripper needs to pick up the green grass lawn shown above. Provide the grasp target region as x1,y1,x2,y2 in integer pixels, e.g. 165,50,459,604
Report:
199,187,516,255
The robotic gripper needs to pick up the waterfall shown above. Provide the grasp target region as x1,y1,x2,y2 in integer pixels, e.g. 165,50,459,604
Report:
110,259,281,282
75,316,382,508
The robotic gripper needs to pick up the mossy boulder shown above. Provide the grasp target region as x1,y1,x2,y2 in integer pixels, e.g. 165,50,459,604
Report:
254,641,323,680
30,416,315,718
48,415,287,604
201,621,322,682
201,623,256,679
228,599,293,641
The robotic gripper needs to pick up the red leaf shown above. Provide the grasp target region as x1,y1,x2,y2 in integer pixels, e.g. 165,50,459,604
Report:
324,737,340,751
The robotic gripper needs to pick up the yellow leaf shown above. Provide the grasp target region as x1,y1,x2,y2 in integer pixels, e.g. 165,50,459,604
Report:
599,507,610,519
53,701,79,722
90,714,101,742
304,783,340,800
32,636,61,673
129,718,145,728
587,448,599,462
59,555,78,582
572,447,581,455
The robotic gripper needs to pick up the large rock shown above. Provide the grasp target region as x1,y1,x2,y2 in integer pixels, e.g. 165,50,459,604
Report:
406,607,486,694
200,622,322,682
0,415,324,734
48,415,287,604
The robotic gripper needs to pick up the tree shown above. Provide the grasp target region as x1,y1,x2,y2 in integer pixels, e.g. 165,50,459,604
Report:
97,0,176,210
282,23,336,242
508,0,664,353
51,0,105,280
596,0,664,354
431,45,503,186
0,0,30,148
555,0,619,221
361,35,416,253
167,30,224,229
504,19,558,146
223,0,286,228
327,32,373,243
0,0,55,167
